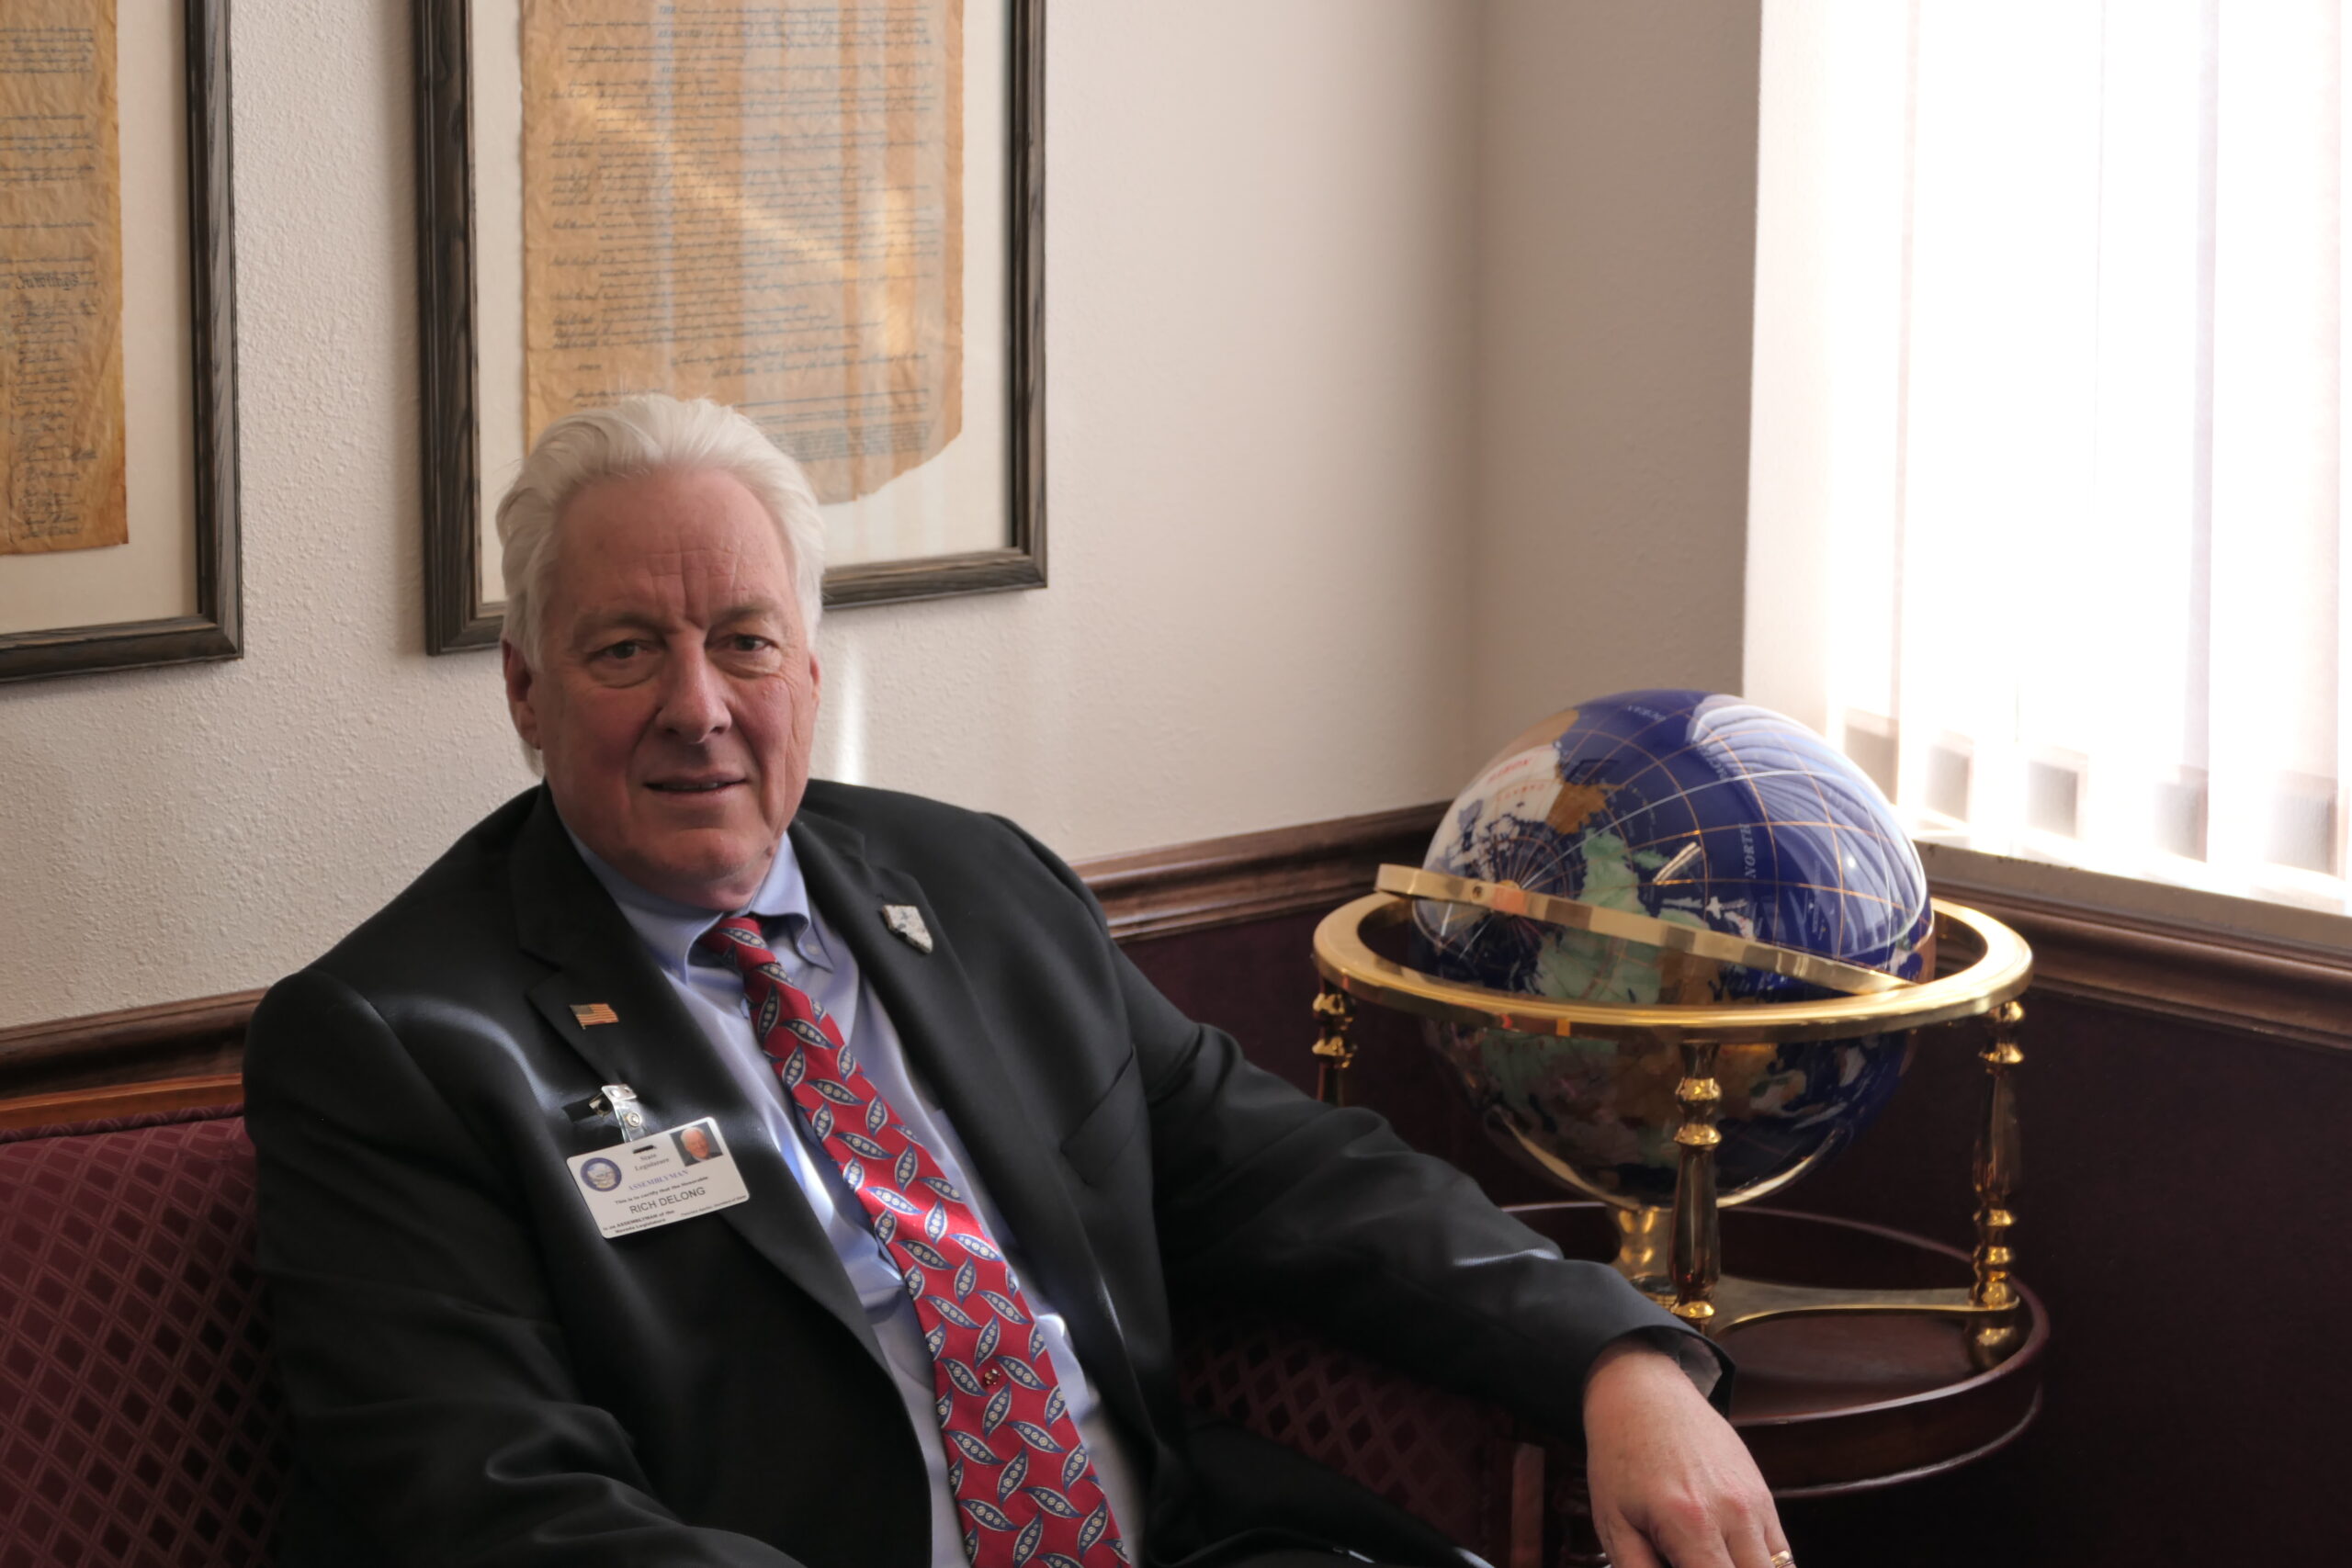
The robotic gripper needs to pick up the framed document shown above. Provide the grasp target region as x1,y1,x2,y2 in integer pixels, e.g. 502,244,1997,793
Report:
418,0,1046,653
0,0,240,685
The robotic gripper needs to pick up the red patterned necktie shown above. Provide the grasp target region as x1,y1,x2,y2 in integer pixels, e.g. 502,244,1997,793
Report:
697,917,1128,1568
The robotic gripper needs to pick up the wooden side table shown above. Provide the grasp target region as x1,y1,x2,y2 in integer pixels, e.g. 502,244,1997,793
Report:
1508,1201,2048,1496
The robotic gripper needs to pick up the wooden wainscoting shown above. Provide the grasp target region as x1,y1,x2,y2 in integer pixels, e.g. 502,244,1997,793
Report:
1929,873,2352,1054
1075,802,1442,941
0,1074,247,1132
0,989,261,1103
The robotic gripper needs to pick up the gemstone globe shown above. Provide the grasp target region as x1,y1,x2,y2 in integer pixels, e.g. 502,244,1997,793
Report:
1414,690,1931,1208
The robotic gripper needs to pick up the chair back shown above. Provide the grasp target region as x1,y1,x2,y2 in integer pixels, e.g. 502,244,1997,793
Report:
0,1108,286,1565
0,1101,1566,1567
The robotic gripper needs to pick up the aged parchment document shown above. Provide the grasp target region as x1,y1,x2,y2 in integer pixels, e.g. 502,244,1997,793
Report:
0,1,126,556
522,0,964,505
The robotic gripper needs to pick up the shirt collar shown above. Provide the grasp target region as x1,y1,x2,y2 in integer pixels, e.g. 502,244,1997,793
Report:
565,824,833,979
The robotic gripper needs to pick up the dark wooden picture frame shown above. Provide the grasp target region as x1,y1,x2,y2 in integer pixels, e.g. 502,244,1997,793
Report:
0,0,242,685
416,0,1047,655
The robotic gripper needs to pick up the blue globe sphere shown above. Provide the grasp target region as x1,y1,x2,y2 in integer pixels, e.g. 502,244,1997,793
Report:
1413,690,1930,1208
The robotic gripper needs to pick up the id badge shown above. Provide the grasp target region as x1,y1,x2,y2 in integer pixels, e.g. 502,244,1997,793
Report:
567,1116,752,1238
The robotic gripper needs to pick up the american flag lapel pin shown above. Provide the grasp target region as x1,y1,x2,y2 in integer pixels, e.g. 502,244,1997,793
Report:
571,1002,620,1027
881,904,933,954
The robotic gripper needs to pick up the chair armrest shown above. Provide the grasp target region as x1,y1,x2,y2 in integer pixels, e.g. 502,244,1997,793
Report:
1176,1310,1606,1567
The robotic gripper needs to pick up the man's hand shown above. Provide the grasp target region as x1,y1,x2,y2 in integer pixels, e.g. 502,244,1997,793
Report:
1582,1340,1790,1568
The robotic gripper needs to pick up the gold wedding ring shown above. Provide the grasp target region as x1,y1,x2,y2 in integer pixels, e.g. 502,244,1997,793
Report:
1770,1551,1798,1568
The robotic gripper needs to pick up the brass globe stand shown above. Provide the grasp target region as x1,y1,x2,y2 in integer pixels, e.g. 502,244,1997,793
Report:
1309,882,2035,1362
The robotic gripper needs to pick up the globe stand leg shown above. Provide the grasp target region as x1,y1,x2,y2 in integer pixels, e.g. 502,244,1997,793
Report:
1969,999,2025,1369
1610,1204,1675,1296
1669,1039,1724,1335
1310,987,1357,1108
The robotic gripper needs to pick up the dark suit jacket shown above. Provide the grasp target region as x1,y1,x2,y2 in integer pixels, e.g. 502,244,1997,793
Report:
246,783,1712,1568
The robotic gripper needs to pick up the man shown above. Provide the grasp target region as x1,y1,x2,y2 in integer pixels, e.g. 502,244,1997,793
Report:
247,395,1791,1568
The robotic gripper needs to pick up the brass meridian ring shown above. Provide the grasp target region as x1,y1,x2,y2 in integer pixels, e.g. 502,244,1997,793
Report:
1311,895,2031,1045
1379,864,1914,997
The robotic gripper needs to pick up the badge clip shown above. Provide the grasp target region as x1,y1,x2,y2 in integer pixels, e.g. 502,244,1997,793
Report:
598,1083,648,1141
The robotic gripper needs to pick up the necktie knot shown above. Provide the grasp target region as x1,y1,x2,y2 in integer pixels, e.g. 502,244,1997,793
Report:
696,916,770,965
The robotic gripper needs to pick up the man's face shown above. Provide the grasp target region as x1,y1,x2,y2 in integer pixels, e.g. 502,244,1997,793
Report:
503,467,820,910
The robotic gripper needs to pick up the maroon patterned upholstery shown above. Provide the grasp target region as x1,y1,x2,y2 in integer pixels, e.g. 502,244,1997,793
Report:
0,1109,284,1565
1177,1312,1585,1567
0,1107,1589,1566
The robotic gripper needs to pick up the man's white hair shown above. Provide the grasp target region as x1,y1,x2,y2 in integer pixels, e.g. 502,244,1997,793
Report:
496,393,827,660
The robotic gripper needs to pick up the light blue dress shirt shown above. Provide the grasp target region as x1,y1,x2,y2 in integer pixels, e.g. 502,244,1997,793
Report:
571,834,1146,1566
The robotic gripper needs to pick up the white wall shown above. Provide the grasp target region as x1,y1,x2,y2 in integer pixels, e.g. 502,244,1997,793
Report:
1468,1,1761,763
813,2,1482,856
0,3,1763,1031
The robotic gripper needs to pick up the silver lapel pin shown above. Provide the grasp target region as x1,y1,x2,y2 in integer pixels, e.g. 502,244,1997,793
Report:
882,903,933,954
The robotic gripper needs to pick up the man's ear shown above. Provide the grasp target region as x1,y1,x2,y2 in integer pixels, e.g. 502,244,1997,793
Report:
503,638,542,750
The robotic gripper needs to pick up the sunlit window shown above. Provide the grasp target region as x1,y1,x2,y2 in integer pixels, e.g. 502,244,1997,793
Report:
1747,0,2349,914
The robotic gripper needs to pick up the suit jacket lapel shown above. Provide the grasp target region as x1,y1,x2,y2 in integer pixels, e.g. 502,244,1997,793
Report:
789,807,1156,1449
508,792,884,1363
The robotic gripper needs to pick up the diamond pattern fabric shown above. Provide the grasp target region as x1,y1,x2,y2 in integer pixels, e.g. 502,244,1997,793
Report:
0,1108,286,1566
1175,1312,1540,1565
